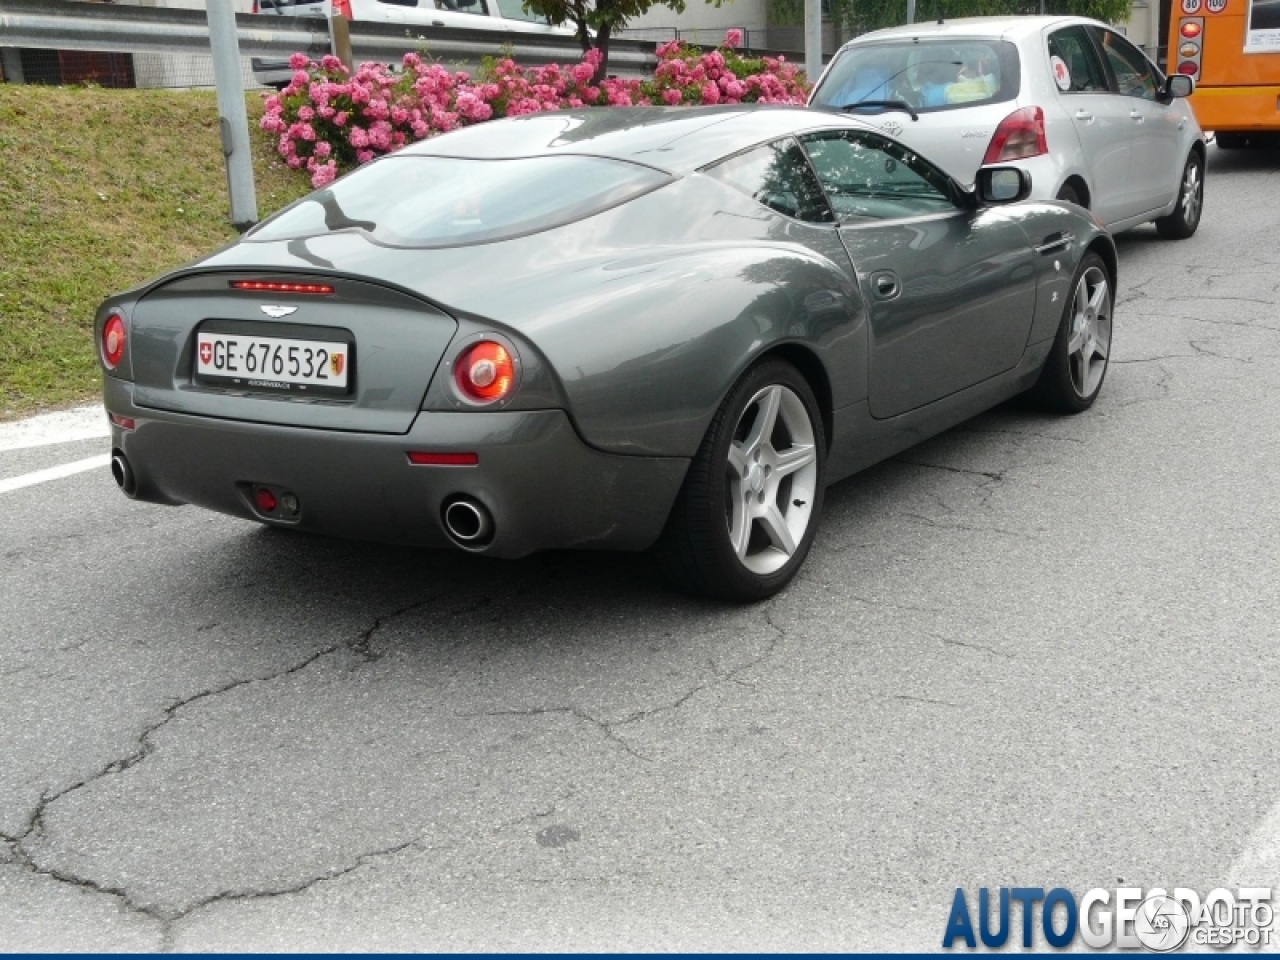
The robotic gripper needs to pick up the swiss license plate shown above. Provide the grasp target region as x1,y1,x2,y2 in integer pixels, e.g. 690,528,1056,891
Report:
195,331,350,394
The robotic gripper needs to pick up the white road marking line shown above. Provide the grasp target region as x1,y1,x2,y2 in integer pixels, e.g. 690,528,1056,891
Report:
0,454,113,495
0,405,109,452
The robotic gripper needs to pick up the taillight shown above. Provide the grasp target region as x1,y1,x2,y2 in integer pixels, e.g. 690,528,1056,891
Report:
333,0,353,17
1177,19,1204,77
453,341,516,404
101,312,126,370
982,106,1048,165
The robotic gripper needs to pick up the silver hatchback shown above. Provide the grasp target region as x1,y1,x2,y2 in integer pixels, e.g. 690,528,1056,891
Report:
809,16,1206,238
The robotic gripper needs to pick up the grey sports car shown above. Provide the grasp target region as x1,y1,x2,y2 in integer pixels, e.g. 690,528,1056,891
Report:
97,105,1116,600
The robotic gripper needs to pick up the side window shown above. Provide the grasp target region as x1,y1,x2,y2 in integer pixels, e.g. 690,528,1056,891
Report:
800,130,956,222
493,0,545,20
1047,25,1108,93
1096,29,1159,100
433,0,489,12
705,138,835,224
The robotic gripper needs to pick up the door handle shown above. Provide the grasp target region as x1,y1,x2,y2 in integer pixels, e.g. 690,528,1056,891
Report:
1034,232,1073,254
1130,109,1145,123
1074,110,1095,123
432,18,445,24
871,271,900,300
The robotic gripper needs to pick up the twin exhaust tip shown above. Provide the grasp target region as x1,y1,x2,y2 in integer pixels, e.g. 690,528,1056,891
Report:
442,496,494,549
111,451,137,498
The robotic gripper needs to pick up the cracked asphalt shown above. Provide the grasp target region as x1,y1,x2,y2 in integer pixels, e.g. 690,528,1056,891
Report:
3,143,1280,951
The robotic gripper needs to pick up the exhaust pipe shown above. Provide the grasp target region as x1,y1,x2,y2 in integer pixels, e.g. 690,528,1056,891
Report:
111,451,137,498
442,496,494,548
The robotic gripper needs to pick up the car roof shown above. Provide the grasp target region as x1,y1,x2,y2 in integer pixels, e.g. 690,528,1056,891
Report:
838,14,1099,45
400,105,873,175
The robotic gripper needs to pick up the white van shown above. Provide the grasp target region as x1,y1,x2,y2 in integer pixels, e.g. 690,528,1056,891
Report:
342,0,572,34
252,0,573,87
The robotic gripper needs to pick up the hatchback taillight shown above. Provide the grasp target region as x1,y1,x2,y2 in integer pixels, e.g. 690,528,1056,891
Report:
101,312,127,370
982,106,1048,165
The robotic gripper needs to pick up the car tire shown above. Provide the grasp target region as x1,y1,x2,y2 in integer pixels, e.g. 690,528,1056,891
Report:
1155,151,1204,239
1056,183,1085,207
1027,252,1113,415
655,359,826,602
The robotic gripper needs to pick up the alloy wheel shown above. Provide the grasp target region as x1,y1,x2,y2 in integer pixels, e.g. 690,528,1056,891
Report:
1067,265,1112,399
1181,161,1202,226
725,384,819,575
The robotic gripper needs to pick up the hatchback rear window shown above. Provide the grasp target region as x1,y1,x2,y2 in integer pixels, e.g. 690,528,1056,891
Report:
811,39,1020,114
249,155,672,248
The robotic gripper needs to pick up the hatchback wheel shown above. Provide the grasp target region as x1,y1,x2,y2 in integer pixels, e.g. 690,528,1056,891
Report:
656,359,825,601
1155,151,1204,239
1028,252,1113,414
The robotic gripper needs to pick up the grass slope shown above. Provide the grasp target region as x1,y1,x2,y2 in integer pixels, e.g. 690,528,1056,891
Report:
0,86,312,417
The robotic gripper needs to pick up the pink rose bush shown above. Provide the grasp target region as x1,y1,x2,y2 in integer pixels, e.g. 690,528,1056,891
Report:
261,36,810,187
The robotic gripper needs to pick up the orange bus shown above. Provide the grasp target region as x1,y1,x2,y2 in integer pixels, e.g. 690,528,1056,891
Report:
1167,0,1280,144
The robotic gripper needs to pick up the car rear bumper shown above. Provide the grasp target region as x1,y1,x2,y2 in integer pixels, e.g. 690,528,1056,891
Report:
105,378,688,558
1189,84,1280,133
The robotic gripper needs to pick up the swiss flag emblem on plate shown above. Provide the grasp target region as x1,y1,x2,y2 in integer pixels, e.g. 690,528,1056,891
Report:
199,342,213,364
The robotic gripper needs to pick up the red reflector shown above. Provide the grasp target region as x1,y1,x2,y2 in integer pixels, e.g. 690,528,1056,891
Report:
1181,21,1202,37
407,451,479,466
983,106,1048,165
108,412,136,431
254,488,278,513
101,313,126,370
1177,61,1199,75
230,281,334,295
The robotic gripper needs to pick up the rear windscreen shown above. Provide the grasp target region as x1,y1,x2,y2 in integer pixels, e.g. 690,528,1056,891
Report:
811,39,1021,114
248,155,672,248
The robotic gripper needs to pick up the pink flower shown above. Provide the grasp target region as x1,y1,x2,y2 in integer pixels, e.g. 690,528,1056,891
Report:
298,105,315,121
289,52,309,70
314,141,332,158
725,28,743,49
334,111,349,127
662,88,682,106
311,161,338,188
700,81,720,105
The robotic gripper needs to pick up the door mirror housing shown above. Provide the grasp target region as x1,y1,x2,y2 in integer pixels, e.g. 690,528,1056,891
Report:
1163,74,1194,100
977,167,1032,204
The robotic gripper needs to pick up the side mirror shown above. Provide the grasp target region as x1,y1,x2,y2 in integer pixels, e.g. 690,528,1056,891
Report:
1164,74,1194,99
977,167,1031,204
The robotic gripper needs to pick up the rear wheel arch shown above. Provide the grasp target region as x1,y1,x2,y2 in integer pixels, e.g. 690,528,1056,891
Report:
1057,175,1091,209
754,343,835,453
1086,235,1117,291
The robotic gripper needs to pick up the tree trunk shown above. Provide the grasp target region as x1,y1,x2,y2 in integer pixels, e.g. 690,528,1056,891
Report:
575,17,592,53
592,22,612,84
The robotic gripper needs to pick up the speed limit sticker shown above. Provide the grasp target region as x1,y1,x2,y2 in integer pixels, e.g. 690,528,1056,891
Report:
1206,0,1226,13
1182,0,1202,13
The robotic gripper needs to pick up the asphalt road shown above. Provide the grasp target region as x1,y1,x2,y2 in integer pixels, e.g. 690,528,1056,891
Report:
3,144,1280,951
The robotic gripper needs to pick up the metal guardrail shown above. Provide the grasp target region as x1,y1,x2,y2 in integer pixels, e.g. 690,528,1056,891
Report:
0,0,659,75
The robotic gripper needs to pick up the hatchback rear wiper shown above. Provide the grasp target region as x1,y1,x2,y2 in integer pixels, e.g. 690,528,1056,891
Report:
839,100,920,122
